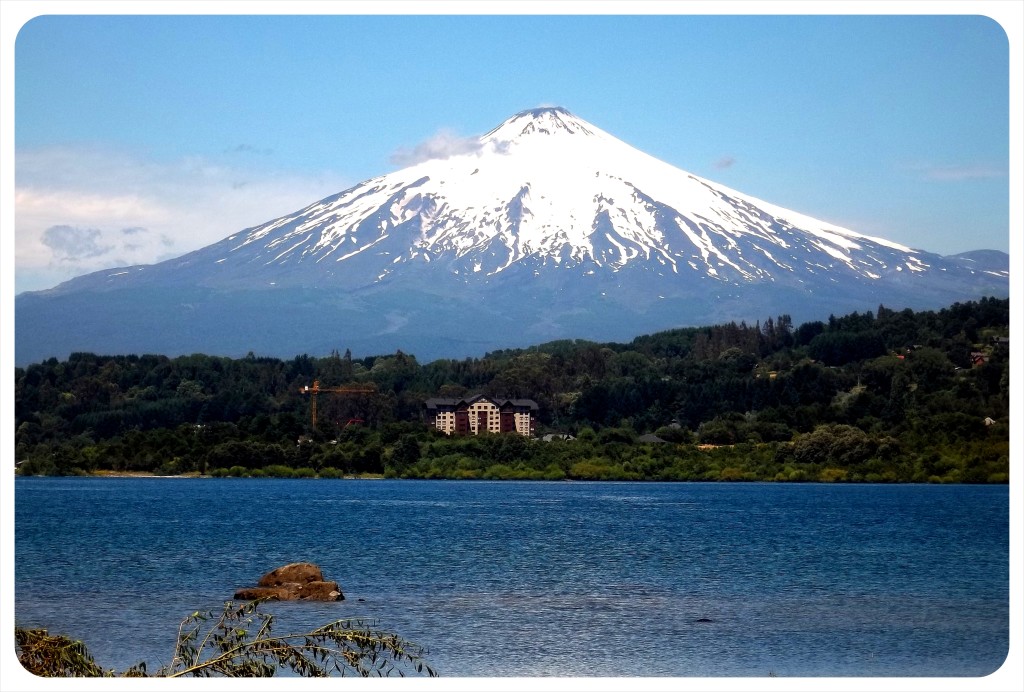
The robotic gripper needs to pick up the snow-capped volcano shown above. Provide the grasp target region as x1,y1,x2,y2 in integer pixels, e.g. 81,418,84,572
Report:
16,107,1008,365
168,106,923,288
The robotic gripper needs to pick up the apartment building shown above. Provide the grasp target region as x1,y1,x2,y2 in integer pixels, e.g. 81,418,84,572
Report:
424,395,538,437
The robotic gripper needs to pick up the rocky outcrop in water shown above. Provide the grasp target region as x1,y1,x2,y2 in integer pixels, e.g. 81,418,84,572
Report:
233,562,344,601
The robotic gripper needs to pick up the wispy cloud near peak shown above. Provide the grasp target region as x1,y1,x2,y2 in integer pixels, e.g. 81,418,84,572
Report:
389,128,483,167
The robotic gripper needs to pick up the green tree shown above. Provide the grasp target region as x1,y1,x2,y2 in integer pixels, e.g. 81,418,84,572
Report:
387,434,421,476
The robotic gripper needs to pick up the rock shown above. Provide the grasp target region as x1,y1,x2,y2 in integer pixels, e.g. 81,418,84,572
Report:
234,563,344,602
233,586,292,601
257,562,324,587
294,581,343,601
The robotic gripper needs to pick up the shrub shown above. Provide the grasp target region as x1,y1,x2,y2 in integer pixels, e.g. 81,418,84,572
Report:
263,465,295,478
818,467,848,483
569,460,615,480
542,464,565,481
717,467,749,482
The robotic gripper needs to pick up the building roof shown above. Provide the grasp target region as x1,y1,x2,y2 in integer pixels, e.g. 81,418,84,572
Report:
637,433,668,444
425,394,538,410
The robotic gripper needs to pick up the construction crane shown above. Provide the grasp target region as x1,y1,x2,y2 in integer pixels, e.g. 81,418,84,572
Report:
301,380,375,428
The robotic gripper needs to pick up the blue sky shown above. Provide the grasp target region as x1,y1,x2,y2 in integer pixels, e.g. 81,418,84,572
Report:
8,9,1017,293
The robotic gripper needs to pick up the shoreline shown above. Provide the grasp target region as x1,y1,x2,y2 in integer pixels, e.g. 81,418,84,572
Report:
13,471,1009,485
83,470,388,480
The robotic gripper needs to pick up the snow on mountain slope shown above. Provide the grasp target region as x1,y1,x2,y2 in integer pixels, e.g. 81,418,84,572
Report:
85,106,927,291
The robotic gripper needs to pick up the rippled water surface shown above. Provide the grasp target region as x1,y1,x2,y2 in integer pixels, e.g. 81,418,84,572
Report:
15,478,1008,676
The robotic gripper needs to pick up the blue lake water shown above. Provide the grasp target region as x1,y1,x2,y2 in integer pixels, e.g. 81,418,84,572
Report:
14,478,1009,677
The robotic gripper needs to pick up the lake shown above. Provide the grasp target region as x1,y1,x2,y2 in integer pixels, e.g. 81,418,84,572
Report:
13,478,1009,677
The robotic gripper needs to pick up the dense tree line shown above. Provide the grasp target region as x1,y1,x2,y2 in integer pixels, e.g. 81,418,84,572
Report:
14,297,1009,483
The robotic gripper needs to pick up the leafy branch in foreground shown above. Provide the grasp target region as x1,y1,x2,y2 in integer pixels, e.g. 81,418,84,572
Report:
14,627,145,677
15,600,436,678
163,599,436,677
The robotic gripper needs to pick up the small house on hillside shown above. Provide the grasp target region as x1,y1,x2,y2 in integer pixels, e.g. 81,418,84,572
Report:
541,433,575,442
637,433,668,444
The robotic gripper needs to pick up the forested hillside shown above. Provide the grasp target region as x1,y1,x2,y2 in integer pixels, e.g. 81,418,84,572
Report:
14,298,1009,483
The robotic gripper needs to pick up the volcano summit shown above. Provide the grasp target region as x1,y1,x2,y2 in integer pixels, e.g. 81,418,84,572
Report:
15,107,1008,365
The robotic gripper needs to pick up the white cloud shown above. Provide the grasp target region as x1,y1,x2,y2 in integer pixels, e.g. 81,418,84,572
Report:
41,225,114,260
901,161,1007,182
15,146,352,293
921,164,1006,181
389,128,483,167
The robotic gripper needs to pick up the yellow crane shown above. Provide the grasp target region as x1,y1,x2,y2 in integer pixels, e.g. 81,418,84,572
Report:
301,380,375,428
